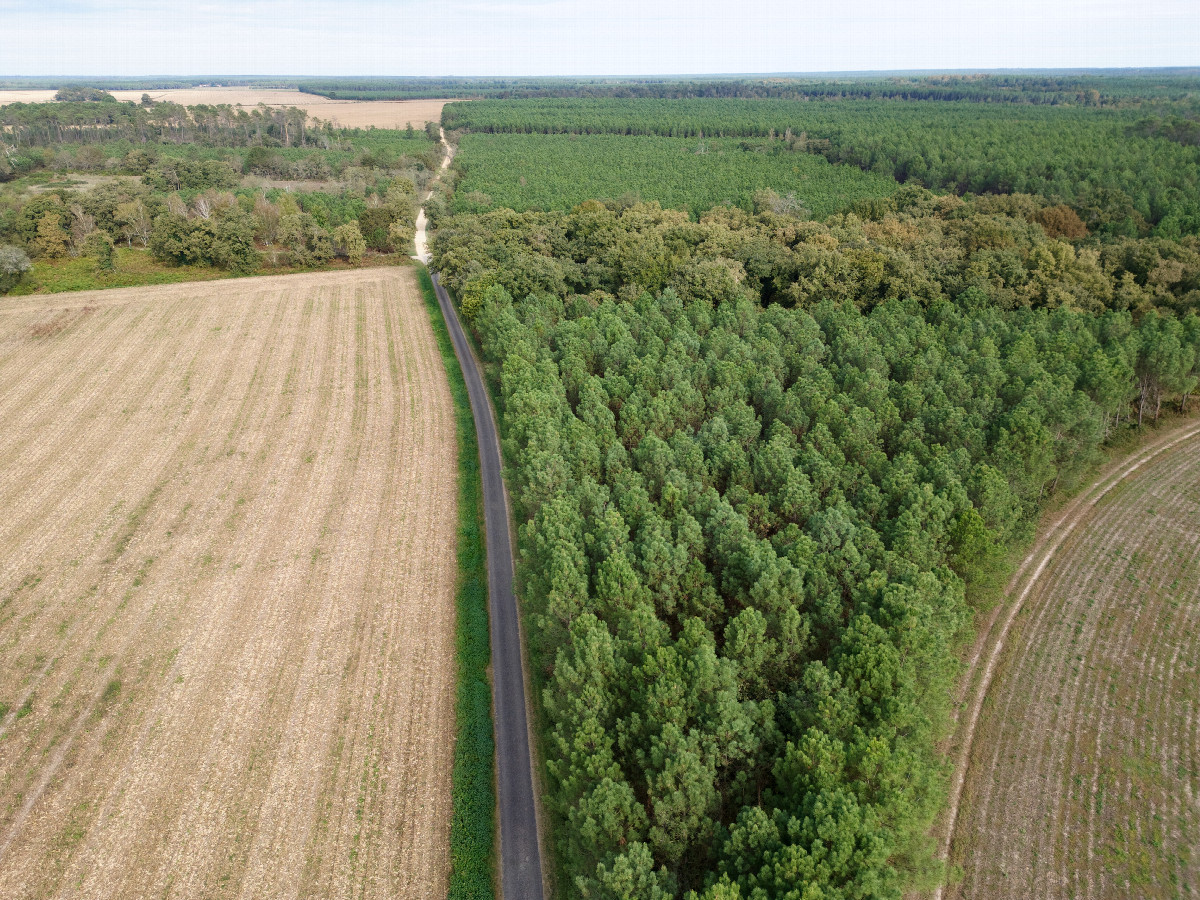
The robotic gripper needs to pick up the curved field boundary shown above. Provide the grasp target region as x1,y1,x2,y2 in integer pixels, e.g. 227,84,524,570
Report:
935,418,1200,899
429,271,546,900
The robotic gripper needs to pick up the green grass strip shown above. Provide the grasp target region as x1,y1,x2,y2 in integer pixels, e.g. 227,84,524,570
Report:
416,264,496,900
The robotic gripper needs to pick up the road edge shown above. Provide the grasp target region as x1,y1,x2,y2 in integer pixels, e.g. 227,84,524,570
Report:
428,270,546,900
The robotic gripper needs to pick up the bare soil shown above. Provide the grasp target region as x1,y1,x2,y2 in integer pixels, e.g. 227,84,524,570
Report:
0,89,450,130
944,422,1200,898
0,267,459,899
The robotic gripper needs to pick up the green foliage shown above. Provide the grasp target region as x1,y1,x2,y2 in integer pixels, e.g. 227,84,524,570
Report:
416,266,496,900
432,196,1200,899
143,159,240,192
452,134,899,219
53,87,117,102
332,221,366,264
84,230,115,271
149,207,259,272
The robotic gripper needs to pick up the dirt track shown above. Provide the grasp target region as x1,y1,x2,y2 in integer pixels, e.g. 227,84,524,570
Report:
944,421,1200,898
0,89,449,130
0,268,458,899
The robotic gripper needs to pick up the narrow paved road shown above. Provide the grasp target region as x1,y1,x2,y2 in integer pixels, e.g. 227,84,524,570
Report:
431,272,545,900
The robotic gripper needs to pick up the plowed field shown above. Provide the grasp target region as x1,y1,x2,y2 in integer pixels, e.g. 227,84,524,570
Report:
0,267,458,899
948,423,1200,898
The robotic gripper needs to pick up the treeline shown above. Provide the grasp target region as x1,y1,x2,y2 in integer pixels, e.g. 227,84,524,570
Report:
430,192,1199,899
301,72,1200,104
0,101,327,151
444,99,1200,235
52,87,117,102
1,118,436,187
0,78,292,91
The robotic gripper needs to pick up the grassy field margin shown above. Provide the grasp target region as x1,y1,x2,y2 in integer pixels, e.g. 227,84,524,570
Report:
416,264,496,899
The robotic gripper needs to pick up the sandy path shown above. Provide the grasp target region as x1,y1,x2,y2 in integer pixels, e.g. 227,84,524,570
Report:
413,128,455,264
0,267,458,900
941,421,1200,898
0,89,449,130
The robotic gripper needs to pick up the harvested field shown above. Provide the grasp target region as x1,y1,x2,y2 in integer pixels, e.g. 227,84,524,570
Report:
0,268,459,899
0,89,449,129
948,424,1200,899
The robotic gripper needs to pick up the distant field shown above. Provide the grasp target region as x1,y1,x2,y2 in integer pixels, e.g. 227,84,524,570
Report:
950,427,1200,899
0,268,458,899
452,132,899,217
0,88,449,129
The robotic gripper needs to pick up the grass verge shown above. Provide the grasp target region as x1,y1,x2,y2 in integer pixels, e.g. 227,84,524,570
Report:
416,264,496,900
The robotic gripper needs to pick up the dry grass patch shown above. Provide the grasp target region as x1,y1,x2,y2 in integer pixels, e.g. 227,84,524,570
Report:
0,268,458,899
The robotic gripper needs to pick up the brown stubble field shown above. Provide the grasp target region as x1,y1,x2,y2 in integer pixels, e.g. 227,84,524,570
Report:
948,424,1200,899
0,267,458,899
0,89,450,130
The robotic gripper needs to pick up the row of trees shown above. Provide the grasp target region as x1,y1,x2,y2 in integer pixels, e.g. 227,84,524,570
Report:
431,194,1199,899
0,100,327,150
3,143,435,193
422,73,1200,106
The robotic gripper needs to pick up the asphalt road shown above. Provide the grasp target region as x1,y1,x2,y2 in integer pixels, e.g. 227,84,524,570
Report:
431,272,544,900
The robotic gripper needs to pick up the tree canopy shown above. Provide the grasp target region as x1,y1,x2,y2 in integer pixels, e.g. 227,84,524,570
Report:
431,191,1199,899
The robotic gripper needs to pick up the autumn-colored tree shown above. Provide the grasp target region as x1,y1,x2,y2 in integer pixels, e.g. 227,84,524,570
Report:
1034,204,1088,239
35,212,69,258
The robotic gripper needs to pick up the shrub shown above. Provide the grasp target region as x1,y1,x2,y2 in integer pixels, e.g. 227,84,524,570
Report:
333,221,367,264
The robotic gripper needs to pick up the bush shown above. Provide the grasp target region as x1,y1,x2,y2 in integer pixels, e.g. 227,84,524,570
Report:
0,245,32,294
143,159,239,192
333,221,367,264
358,205,400,250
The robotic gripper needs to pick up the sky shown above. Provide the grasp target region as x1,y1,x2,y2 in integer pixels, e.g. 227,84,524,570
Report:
1,0,1197,76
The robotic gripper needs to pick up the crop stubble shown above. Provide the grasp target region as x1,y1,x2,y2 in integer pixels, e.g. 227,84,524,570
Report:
0,90,449,130
949,427,1200,898
0,268,458,899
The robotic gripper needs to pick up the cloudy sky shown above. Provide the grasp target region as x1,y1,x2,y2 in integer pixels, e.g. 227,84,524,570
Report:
1,0,1197,76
